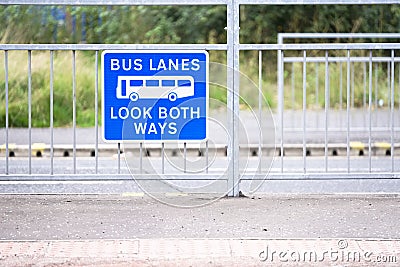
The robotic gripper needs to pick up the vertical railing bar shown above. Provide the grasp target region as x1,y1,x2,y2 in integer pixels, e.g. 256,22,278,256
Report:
184,142,187,173
363,61,367,110
391,50,395,172
324,50,329,172
346,50,351,173
398,62,400,112
28,50,32,175
232,1,240,196
339,61,343,129
351,62,355,108
258,50,262,173
4,51,9,175
315,62,319,108
161,142,165,174
291,62,295,110
339,61,343,110
387,61,390,126
50,51,54,175
375,63,378,109
117,142,121,174
206,140,209,174
139,142,143,174
72,50,77,174
368,51,372,173
278,50,284,173
363,61,367,129
316,62,319,129
95,50,99,174
302,50,307,174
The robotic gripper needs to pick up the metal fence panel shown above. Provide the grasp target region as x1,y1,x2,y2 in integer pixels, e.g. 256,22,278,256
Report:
0,1,399,196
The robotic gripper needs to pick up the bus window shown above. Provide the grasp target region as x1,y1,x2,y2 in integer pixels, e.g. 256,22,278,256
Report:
178,80,191,87
121,79,127,96
162,80,175,87
130,80,143,87
146,80,159,87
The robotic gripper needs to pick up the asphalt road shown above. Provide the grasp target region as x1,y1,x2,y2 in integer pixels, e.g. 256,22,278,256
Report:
1,156,399,175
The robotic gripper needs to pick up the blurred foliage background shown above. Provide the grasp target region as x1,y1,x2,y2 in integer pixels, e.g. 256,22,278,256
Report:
1,5,400,44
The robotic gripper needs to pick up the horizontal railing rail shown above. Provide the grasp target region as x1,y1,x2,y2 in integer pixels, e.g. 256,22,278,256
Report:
1,0,399,5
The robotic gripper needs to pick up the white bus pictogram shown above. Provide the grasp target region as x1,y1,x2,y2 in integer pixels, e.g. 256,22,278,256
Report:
116,76,194,102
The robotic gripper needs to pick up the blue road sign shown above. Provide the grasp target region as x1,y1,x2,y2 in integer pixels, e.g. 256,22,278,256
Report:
102,50,209,142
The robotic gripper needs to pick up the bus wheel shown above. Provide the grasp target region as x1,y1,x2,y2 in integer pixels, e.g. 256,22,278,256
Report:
168,92,177,102
129,92,139,102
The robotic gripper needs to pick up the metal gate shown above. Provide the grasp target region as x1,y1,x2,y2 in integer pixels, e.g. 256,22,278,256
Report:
1,0,399,198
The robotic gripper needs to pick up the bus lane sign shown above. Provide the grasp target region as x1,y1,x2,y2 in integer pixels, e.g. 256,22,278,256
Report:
102,50,209,142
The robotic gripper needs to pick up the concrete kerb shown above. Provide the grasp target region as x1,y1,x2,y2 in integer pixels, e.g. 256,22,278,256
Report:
0,238,399,266
0,143,399,158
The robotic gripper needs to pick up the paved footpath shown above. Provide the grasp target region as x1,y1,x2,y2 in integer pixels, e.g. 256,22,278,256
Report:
1,194,400,266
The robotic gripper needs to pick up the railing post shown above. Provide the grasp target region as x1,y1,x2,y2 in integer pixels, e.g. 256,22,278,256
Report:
226,0,240,197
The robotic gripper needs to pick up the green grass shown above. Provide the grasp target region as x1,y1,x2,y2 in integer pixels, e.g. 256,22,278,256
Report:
0,51,98,127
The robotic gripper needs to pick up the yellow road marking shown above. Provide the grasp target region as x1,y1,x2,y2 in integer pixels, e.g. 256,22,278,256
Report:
0,143,16,151
32,143,46,156
374,142,391,149
350,141,364,150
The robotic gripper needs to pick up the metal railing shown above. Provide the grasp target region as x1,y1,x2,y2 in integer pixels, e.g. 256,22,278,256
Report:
1,0,400,196
279,33,400,129
270,33,400,184
237,43,400,183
